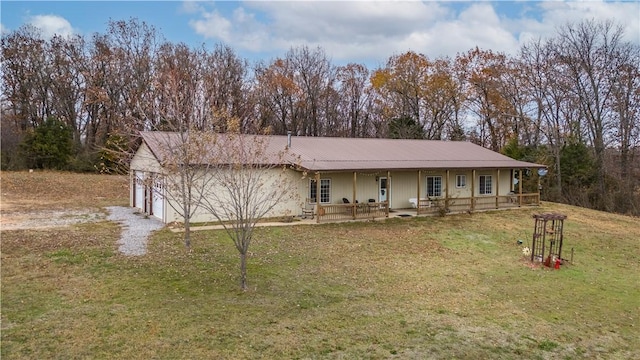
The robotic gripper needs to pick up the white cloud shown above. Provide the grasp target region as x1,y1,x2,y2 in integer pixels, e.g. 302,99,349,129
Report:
537,1,640,43
189,1,452,64
423,3,520,57
187,1,639,66
0,23,8,35
28,14,74,39
189,9,233,42
180,0,204,15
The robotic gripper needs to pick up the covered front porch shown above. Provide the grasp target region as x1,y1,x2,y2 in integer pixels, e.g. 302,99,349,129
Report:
308,168,541,223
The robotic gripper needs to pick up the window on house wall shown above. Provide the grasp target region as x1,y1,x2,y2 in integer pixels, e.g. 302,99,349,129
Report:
426,176,442,197
456,174,466,188
309,179,331,203
479,175,492,195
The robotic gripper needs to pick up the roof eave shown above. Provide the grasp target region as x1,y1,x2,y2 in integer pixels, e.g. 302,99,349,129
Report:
299,163,547,172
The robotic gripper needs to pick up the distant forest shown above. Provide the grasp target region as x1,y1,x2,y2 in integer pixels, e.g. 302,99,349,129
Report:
1,18,638,215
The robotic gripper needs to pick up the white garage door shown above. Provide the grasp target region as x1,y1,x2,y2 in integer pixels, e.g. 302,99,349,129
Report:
134,171,145,210
151,177,164,221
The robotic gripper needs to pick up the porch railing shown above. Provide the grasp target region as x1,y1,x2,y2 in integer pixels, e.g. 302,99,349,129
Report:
414,193,540,215
315,193,539,221
317,201,388,222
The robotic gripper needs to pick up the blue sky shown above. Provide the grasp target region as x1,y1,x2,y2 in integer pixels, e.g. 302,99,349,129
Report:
2,1,639,67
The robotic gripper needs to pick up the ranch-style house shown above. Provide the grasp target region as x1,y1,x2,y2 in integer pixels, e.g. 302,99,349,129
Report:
130,132,545,224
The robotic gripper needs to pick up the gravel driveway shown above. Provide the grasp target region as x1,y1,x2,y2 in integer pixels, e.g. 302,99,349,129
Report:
2,206,164,256
106,206,164,256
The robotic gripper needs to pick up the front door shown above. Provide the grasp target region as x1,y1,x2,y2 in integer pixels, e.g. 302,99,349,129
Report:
379,177,388,203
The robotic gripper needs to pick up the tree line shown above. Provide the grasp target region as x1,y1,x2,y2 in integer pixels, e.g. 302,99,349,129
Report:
1,18,638,215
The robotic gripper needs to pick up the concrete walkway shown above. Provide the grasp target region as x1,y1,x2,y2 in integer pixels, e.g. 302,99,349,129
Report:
168,210,422,232
168,217,318,232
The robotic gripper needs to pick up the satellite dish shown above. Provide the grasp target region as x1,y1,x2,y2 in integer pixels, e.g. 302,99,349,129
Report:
537,168,548,177
513,178,519,185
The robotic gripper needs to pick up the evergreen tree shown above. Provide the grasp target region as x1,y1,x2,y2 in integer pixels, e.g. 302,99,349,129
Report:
388,116,424,139
21,117,74,170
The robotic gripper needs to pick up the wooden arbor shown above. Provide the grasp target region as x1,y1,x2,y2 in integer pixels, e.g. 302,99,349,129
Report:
531,213,567,266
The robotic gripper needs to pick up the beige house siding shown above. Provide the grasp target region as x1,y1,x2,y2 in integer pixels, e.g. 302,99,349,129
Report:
161,167,303,224
499,169,515,195
130,143,164,173
130,158,304,224
451,170,472,198
389,171,417,208
299,172,387,206
272,168,305,217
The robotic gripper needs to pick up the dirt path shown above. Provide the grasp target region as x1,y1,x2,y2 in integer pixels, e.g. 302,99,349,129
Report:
0,208,106,231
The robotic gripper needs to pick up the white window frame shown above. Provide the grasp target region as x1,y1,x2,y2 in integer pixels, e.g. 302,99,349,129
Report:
456,174,466,188
479,175,493,195
426,176,442,197
309,179,331,204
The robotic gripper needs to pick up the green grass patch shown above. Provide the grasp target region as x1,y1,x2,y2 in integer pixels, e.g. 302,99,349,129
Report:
538,339,559,351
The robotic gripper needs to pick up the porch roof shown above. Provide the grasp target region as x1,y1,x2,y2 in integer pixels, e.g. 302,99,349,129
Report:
139,132,545,172
288,136,544,171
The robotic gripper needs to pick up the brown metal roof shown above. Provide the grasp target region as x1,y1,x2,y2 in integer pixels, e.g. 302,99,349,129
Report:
139,132,546,171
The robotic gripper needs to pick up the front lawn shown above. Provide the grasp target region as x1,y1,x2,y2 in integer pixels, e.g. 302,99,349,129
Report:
1,172,638,359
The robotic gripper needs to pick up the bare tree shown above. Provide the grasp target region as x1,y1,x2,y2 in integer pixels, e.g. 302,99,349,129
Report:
107,18,160,132
146,42,209,249
608,43,640,213
286,46,336,136
48,34,87,149
556,19,634,210
1,25,50,131
336,63,371,137
254,58,303,135
519,38,583,200
201,44,252,132
197,121,300,291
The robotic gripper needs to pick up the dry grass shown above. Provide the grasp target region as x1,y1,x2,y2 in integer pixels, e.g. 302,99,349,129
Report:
1,171,639,359
0,170,129,212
